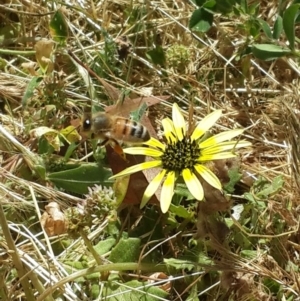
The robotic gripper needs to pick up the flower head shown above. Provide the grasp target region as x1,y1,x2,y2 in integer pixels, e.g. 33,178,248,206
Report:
110,103,251,213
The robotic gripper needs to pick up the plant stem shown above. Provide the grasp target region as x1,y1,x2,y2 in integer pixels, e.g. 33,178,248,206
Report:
0,200,36,301
37,262,167,301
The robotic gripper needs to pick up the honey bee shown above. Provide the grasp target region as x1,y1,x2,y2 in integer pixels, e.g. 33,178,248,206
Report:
81,111,150,158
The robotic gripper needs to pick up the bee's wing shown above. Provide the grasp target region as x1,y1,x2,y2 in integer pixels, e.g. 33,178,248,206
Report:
105,95,169,117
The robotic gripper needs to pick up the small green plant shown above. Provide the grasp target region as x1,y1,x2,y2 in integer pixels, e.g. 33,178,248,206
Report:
166,44,191,71
252,3,300,60
189,0,240,33
189,0,300,61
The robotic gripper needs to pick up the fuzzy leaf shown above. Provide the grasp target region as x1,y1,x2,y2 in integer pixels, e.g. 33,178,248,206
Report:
106,280,168,300
47,163,112,194
164,258,195,271
223,167,242,193
109,238,141,263
256,175,284,198
94,238,116,256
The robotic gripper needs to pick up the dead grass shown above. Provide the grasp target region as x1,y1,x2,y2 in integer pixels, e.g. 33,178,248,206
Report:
1,0,300,300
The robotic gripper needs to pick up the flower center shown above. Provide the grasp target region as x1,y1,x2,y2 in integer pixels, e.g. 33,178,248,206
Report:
161,137,200,172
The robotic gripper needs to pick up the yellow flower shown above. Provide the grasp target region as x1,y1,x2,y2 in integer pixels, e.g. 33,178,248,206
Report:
110,104,251,213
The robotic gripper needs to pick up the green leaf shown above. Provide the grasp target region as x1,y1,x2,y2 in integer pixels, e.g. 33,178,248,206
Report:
186,292,200,301
94,238,116,256
194,0,209,6
146,46,166,66
164,258,195,271
215,0,236,14
109,238,141,263
189,8,214,33
169,204,193,219
38,136,53,155
244,192,266,210
258,18,272,39
49,9,68,45
47,163,112,194
273,15,283,39
286,260,299,272
174,183,194,200
263,277,282,294
65,260,88,270
22,76,43,107
243,192,256,203
91,284,100,299
239,0,248,14
256,175,284,198
252,44,291,60
106,280,168,300
0,23,20,44
223,167,242,193
34,163,47,180
240,250,257,259
249,19,261,38
233,230,252,249
202,0,217,10
283,4,300,50
64,142,78,160
247,1,260,15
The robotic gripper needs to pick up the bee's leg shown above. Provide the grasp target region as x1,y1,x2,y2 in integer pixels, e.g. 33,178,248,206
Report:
109,138,127,161
99,138,127,161
97,138,109,147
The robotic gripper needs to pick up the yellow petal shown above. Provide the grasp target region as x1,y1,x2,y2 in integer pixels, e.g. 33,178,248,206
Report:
109,160,162,179
191,110,222,141
182,168,204,200
199,129,244,148
140,169,166,209
201,140,252,155
124,147,163,157
162,118,177,144
160,171,176,213
194,164,222,190
172,103,186,141
143,137,165,150
199,152,237,161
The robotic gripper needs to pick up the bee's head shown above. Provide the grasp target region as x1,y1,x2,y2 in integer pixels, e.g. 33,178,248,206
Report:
82,117,92,131
81,113,95,139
